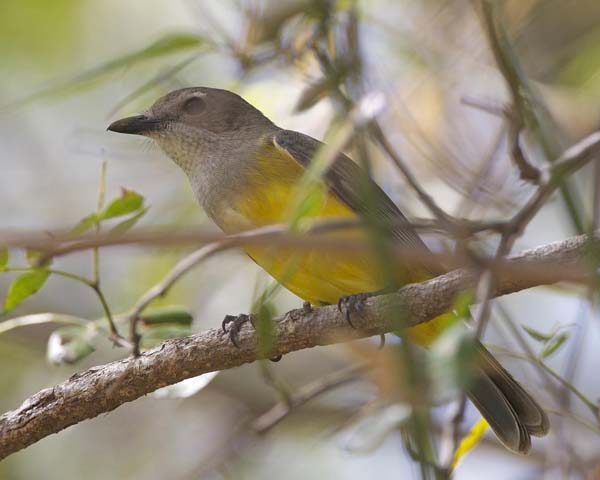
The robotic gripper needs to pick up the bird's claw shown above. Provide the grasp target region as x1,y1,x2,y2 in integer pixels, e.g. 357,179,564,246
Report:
222,313,255,347
302,301,313,314
337,292,374,328
222,313,282,362
288,301,313,322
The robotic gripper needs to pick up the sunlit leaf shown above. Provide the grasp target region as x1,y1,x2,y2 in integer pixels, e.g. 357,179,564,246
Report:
560,34,600,88
540,332,569,358
47,326,95,365
100,189,144,220
4,270,50,312
139,305,193,326
110,207,149,234
522,325,554,343
452,418,489,469
0,247,8,271
152,372,218,399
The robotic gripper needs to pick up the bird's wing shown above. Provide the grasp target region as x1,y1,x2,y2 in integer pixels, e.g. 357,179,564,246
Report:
272,129,429,252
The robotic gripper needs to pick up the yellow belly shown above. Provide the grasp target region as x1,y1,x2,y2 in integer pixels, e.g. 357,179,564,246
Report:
215,143,450,345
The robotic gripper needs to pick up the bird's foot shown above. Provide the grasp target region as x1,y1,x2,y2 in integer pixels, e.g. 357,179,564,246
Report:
222,313,255,347
337,292,374,328
288,301,313,322
222,313,282,362
302,301,313,314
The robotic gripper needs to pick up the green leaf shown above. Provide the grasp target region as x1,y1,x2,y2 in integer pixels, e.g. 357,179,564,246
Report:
100,189,144,220
109,55,198,117
0,247,8,271
133,32,204,60
4,270,50,312
6,32,206,108
46,326,95,365
71,213,99,235
540,332,569,358
522,325,554,343
140,324,192,349
451,291,474,321
110,207,148,234
139,305,193,326
255,302,277,358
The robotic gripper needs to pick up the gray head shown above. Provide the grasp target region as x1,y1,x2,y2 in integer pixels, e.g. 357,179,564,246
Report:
108,87,277,173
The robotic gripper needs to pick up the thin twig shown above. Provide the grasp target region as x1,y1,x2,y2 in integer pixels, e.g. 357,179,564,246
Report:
252,363,369,434
507,118,541,185
477,0,585,233
502,131,600,253
128,241,231,355
370,122,455,227
90,161,124,345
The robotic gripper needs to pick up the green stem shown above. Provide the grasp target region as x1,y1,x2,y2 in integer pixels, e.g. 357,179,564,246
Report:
88,161,126,345
93,161,107,285
91,284,121,341
3,265,125,344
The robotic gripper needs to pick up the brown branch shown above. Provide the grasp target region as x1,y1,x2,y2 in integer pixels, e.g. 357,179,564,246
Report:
479,0,544,186
0,232,595,460
370,122,456,227
501,131,600,253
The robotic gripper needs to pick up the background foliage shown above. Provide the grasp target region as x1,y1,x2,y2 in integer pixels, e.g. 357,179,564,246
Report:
1,0,600,479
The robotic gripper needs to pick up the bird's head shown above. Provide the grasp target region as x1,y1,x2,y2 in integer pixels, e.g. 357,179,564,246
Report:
108,87,275,173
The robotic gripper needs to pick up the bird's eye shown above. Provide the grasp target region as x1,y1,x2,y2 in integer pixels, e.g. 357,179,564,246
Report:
183,96,206,115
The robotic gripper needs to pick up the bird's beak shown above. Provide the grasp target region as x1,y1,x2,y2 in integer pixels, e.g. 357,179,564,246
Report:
107,114,162,135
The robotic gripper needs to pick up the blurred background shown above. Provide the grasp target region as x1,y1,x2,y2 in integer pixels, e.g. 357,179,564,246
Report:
1,0,600,478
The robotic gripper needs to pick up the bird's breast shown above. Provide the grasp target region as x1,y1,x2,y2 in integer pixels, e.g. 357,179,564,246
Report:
213,141,356,232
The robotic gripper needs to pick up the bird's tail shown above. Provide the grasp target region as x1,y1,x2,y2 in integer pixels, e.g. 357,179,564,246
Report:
467,343,550,454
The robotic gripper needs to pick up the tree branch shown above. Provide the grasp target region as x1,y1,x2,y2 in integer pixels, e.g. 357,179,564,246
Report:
0,232,594,460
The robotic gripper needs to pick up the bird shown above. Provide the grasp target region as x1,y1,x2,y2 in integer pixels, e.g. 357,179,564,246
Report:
108,86,549,454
